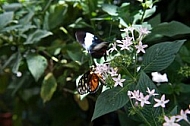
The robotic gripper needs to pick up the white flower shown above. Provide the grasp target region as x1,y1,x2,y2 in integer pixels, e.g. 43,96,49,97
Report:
121,26,135,34
128,90,140,99
135,41,148,53
117,37,133,50
95,63,109,74
154,94,169,108
146,87,159,96
175,109,190,122
163,116,180,126
113,74,125,87
138,27,150,36
108,67,118,77
151,72,168,83
137,92,151,107
127,91,132,97
108,42,117,53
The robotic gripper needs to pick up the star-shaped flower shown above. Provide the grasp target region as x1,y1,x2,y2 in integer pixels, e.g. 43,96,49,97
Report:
154,94,169,108
175,109,190,122
163,116,180,126
138,27,150,36
107,42,117,53
137,92,151,107
135,41,148,53
121,26,135,33
146,87,159,97
95,63,109,74
108,67,118,77
113,74,125,87
128,90,140,99
117,37,133,50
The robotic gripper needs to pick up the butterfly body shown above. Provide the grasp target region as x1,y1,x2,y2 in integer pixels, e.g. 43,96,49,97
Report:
75,31,109,58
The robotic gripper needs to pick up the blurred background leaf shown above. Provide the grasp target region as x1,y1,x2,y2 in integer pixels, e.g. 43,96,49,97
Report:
0,0,190,125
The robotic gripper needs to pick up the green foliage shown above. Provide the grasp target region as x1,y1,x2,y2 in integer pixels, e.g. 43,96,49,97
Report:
142,40,185,73
40,72,57,103
0,12,14,30
0,0,190,125
146,21,190,42
135,71,161,126
26,54,48,81
24,29,52,44
92,87,129,121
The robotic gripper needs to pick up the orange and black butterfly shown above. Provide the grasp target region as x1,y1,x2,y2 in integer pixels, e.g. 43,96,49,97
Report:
77,70,104,95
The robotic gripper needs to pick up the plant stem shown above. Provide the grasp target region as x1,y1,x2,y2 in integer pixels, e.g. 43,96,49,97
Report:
120,63,136,82
130,100,152,126
140,5,147,23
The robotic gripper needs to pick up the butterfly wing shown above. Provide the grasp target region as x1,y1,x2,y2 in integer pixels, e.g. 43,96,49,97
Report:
77,71,100,95
87,72,100,93
75,31,87,48
75,31,109,58
90,42,109,58
77,71,90,95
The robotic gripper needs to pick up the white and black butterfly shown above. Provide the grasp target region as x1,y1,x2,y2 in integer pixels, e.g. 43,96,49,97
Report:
75,31,109,58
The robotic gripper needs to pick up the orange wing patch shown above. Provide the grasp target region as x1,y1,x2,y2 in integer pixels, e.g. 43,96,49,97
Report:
77,70,102,95
88,73,99,93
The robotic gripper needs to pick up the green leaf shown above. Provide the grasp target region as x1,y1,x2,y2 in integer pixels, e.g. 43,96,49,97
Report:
69,17,91,28
142,40,185,73
91,87,129,121
146,21,190,42
158,84,173,94
19,10,34,24
0,12,14,30
2,3,22,11
148,14,161,27
24,29,52,44
136,71,158,93
12,51,22,74
67,50,81,65
136,71,161,126
8,71,31,96
40,73,57,103
178,83,190,93
151,21,190,37
118,112,138,126
2,53,17,70
133,6,156,24
170,106,178,115
48,4,68,30
143,6,156,19
0,24,22,33
102,4,118,16
26,54,48,81
179,45,190,63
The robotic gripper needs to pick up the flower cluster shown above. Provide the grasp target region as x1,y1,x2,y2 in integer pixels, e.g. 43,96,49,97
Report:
128,87,190,125
178,65,190,78
108,26,149,55
128,87,169,107
94,63,125,87
163,108,190,126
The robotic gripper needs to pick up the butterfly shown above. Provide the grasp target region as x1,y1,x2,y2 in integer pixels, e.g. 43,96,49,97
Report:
75,31,109,58
77,69,104,95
